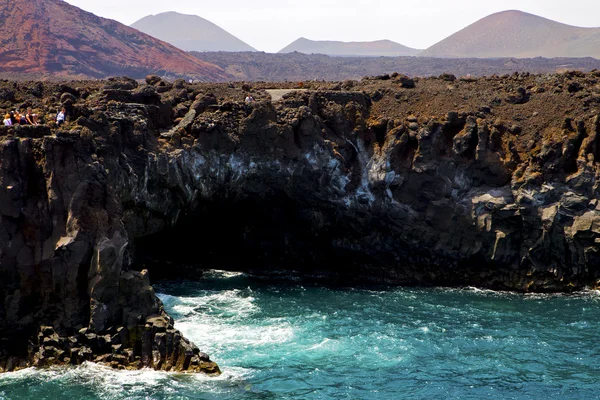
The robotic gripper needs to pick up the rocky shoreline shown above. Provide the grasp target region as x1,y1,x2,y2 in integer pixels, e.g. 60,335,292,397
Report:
14,308,221,374
1,72,599,371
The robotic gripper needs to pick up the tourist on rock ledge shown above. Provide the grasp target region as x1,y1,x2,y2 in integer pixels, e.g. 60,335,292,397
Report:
14,110,26,124
2,113,11,126
56,107,66,126
26,107,40,125
245,94,255,103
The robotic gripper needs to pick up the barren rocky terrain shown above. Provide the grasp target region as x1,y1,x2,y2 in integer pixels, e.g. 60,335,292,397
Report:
193,51,600,82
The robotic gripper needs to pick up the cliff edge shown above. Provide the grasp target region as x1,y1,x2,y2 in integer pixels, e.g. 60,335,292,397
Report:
1,72,599,371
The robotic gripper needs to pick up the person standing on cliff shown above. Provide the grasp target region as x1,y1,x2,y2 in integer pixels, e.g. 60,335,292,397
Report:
3,113,11,126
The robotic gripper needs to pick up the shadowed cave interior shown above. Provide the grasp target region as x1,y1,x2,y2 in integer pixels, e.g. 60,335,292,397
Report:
132,192,378,283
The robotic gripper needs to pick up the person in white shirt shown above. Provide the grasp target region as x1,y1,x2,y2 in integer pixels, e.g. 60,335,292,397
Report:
3,113,11,126
56,107,66,126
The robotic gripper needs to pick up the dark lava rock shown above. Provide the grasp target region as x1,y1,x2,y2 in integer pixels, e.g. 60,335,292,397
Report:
439,73,457,82
505,87,530,104
394,74,416,88
60,92,77,106
371,90,384,102
568,82,584,93
103,77,139,91
146,75,162,85
0,88,15,102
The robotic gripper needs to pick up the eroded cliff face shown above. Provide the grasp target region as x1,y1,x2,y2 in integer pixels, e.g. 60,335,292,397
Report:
0,72,599,371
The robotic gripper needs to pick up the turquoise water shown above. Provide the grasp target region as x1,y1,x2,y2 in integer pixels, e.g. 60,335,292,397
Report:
2,270,600,399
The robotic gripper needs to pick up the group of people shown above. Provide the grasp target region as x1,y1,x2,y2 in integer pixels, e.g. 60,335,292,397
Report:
3,108,40,126
2,107,66,127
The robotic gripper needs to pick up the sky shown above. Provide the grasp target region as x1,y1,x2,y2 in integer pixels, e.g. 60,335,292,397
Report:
64,0,600,53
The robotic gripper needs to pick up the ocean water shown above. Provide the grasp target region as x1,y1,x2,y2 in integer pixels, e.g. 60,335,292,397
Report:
1,270,600,399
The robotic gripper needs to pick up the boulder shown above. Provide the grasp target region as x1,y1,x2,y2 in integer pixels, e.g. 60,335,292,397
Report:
145,75,162,85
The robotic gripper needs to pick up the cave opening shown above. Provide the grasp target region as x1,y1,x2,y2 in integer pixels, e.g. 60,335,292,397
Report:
132,192,375,283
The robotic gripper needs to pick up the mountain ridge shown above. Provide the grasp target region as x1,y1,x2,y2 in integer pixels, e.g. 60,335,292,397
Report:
421,10,600,59
279,37,421,57
131,12,257,53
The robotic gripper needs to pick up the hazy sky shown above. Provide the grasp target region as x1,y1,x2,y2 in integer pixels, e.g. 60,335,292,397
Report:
65,0,600,52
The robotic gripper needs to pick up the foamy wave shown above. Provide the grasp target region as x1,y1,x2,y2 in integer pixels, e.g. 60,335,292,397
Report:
159,288,295,358
177,318,294,353
306,338,332,351
460,286,600,300
465,286,500,294
159,289,257,320
0,363,254,399
202,270,247,279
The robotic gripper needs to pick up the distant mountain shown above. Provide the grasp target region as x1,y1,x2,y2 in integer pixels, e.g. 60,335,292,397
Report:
131,12,256,52
279,38,421,57
0,0,229,80
421,10,600,59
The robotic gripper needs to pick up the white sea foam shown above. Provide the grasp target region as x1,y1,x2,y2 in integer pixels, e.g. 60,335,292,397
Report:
463,287,600,301
203,269,247,279
159,289,258,320
159,288,295,359
465,286,497,294
0,362,254,399
307,338,331,350
567,321,590,328
177,318,294,353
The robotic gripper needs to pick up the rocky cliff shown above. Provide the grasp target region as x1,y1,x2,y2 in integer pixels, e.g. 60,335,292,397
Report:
1,72,600,372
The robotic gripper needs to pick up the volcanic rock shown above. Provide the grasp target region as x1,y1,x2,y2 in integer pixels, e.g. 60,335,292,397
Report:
1,73,600,372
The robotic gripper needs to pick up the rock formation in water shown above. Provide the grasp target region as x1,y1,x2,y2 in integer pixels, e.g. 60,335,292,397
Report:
1,72,600,371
